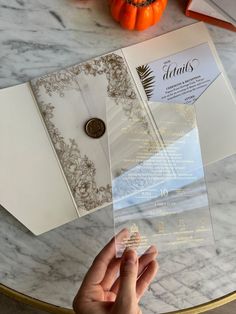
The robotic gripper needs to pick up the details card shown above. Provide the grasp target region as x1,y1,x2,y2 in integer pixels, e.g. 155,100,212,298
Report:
137,43,220,104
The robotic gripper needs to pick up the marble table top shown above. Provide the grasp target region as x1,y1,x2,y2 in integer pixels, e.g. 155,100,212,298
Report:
0,0,236,313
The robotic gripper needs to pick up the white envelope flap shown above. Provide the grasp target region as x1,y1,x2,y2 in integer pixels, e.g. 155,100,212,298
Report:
0,83,78,235
194,73,236,165
146,71,236,166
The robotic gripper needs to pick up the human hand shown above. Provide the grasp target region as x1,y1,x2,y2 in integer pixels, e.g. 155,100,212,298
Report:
73,229,158,314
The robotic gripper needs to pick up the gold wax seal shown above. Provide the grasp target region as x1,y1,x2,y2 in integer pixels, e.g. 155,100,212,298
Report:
84,118,106,139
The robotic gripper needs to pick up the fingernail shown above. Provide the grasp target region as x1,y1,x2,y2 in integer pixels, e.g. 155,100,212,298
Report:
124,248,137,265
145,245,157,255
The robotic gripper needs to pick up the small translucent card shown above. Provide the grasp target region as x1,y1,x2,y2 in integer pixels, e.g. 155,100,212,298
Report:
106,93,214,257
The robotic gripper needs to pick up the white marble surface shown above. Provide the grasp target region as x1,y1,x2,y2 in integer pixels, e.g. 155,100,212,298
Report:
0,0,236,312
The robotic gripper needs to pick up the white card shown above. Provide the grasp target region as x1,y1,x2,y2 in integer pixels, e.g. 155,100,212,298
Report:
137,43,220,104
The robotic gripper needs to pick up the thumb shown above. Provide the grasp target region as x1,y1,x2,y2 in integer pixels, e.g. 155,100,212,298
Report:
116,249,138,305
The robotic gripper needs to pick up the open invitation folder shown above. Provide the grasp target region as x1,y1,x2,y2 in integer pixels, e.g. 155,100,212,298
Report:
186,0,236,32
0,22,236,237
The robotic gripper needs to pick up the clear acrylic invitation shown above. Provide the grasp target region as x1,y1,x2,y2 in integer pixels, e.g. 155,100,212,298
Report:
106,67,215,256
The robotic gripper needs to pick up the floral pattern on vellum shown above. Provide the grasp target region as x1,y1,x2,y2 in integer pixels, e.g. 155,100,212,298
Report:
31,53,157,215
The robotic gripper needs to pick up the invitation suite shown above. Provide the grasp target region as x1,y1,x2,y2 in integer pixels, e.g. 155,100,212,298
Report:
1,23,236,242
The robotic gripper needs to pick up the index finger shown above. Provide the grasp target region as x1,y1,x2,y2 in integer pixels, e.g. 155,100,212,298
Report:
83,228,129,286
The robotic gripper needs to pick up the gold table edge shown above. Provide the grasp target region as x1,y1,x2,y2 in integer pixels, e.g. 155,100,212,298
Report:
0,284,235,314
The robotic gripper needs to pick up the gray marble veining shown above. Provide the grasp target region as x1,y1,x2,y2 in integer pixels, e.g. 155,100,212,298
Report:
0,0,236,313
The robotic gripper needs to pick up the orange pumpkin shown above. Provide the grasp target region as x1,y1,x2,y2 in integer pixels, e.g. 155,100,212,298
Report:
109,0,167,31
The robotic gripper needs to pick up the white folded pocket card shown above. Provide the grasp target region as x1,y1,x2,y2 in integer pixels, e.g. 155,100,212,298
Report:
0,22,236,236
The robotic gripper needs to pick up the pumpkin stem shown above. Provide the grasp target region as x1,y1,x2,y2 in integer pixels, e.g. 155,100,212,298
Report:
126,0,156,7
